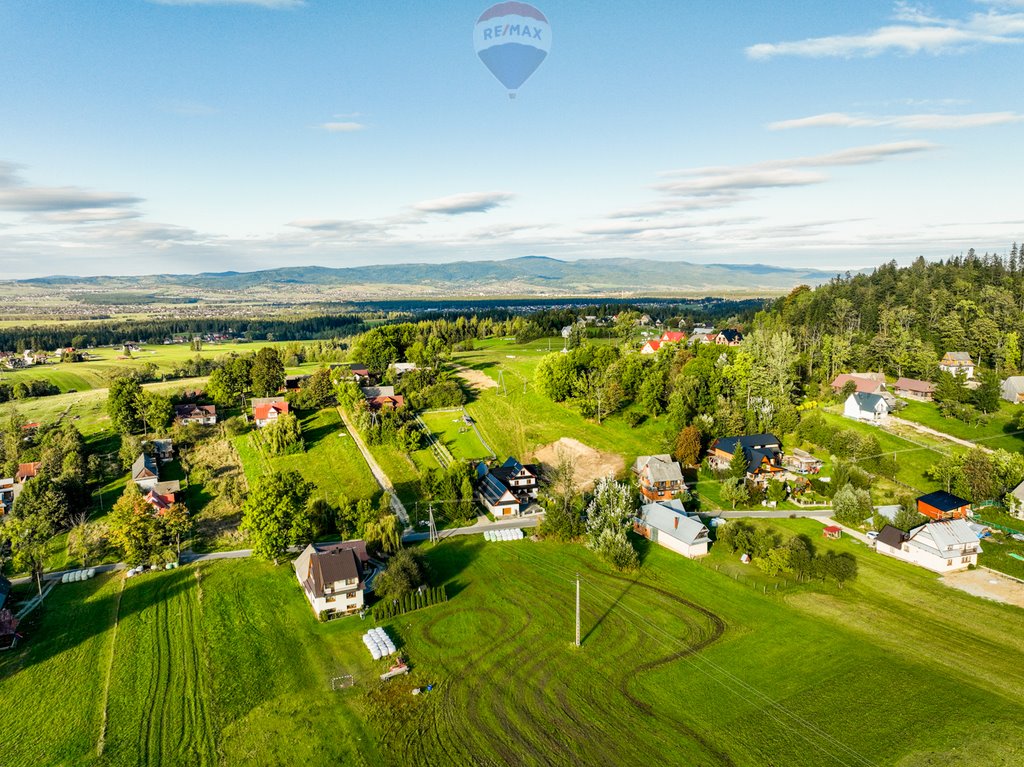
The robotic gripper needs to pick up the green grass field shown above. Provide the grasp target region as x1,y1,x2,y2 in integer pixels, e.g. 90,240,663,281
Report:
419,409,494,461
232,407,379,505
4,522,1023,766
897,399,1024,453
453,338,675,466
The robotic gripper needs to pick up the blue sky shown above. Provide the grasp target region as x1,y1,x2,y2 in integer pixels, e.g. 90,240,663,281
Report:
1,0,1022,277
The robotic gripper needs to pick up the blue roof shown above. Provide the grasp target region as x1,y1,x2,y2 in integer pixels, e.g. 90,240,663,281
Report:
479,472,513,505
501,457,524,472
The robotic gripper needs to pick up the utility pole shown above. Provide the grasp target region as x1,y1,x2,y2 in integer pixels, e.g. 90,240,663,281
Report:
573,573,581,647
428,503,438,544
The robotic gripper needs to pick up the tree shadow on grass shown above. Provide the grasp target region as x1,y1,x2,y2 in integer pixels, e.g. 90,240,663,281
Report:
421,537,484,592
583,577,636,644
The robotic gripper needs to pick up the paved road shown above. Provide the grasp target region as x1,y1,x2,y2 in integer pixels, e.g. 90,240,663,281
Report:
714,510,833,519
888,415,993,453
403,515,541,542
337,406,410,526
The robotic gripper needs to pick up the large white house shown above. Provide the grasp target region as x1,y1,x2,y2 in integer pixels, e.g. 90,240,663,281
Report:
633,500,710,559
875,520,981,573
293,541,369,618
844,392,890,423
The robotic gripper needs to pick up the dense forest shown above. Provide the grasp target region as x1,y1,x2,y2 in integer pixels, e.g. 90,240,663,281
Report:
772,247,1024,387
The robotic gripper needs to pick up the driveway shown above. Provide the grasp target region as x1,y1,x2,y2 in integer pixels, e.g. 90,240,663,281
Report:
337,406,410,526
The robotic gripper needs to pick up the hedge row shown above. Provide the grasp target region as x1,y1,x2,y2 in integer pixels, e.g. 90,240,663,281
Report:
372,585,448,621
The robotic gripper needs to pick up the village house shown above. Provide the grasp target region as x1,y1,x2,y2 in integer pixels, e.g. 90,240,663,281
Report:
388,362,418,376
252,397,289,428
144,480,181,512
0,478,14,515
143,439,174,463
874,520,981,573
660,331,687,343
843,392,890,423
939,351,975,379
916,490,971,521
708,435,784,482
632,454,687,501
893,377,935,401
174,403,217,426
830,373,886,395
714,329,743,346
476,458,540,516
1000,376,1024,404
360,386,405,411
284,374,311,392
783,448,824,475
132,453,160,491
633,499,710,558
294,540,369,617
15,462,40,484
640,340,664,355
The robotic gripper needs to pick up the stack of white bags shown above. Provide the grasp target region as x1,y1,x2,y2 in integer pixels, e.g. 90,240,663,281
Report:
362,627,396,660
484,528,525,542
60,568,97,583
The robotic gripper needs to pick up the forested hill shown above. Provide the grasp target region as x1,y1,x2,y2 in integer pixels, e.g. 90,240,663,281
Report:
769,247,1024,384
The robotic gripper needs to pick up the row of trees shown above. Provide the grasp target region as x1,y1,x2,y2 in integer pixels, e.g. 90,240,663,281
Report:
0,379,61,403
716,523,858,586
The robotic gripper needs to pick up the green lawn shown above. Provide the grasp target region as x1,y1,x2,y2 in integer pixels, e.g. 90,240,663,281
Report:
453,338,676,467
898,399,1024,453
232,407,379,505
3,525,1024,766
419,409,493,461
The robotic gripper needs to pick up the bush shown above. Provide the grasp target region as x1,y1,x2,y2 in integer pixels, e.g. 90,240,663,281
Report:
624,411,645,427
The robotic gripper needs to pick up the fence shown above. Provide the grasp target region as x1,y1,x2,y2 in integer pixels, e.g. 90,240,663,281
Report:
414,415,455,469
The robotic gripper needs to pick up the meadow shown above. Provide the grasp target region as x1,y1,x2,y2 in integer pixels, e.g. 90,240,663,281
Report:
419,409,494,461
897,399,1024,453
3,521,1023,766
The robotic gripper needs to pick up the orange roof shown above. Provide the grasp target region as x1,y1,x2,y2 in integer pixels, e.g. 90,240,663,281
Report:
643,340,663,351
830,374,884,394
253,401,289,420
660,331,687,342
16,462,41,481
367,395,405,409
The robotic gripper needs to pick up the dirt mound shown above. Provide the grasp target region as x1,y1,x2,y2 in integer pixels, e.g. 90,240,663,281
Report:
452,364,499,391
532,437,624,491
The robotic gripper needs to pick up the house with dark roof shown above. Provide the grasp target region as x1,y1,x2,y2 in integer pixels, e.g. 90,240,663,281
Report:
874,520,981,572
131,453,160,491
714,329,743,346
632,455,687,501
143,439,174,463
294,541,369,617
916,490,971,521
708,435,783,481
939,351,975,379
251,397,289,428
894,377,935,401
476,458,540,516
174,403,217,425
843,392,889,423
633,499,710,558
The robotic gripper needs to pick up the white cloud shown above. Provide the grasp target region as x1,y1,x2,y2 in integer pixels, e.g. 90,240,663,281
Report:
768,111,1024,130
317,121,367,133
34,209,142,224
0,187,143,213
149,0,304,8
747,3,1024,59
413,191,515,215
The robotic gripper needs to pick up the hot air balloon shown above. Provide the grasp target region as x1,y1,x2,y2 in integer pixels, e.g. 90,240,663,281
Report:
473,2,551,98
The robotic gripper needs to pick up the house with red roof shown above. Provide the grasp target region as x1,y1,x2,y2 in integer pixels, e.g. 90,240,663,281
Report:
360,386,405,411
15,462,40,483
252,397,289,428
640,340,663,355
660,331,687,343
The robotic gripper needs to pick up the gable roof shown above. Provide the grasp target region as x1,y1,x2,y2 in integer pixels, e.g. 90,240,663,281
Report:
642,340,663,352
479,471,517,506
174,403,216,418
849,392,887,412
295,541,369,596
132,453,158,480
16,462,41,482
637,502,709,546
633,454,684,484
712,434,782,455
894,377,935,394
717,329,743,342
907,519,980,555
831,374,885,393
361,386,396,398
943,351,973,363
1002,377,1024,397
660,331,686,342
876,524,906,549
917,490,970,511
253,400,289,421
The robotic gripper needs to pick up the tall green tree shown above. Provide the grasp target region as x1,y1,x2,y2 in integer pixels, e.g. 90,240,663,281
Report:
107,376,144,434
240,470,315,564
250,347,285,398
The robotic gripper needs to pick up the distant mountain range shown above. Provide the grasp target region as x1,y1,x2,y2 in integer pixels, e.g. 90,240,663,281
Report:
17,256,845,297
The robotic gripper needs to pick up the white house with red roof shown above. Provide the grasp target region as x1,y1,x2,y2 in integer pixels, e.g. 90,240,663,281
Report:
252,397,289,428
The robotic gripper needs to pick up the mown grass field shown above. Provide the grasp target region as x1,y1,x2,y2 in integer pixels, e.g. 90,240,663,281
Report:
232,407,379,505
453,338,675,467
3,521,1023,766
898,399,1024,453
419,409,493,461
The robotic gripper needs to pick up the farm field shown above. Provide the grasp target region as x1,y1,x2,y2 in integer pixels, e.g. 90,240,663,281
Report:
452,338,676,468
897,399,1024,453
232,407,379,505
0,340,303,394
3,522,1024,766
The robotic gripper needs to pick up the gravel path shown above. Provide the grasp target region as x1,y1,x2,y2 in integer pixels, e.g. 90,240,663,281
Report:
337,406,410,526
